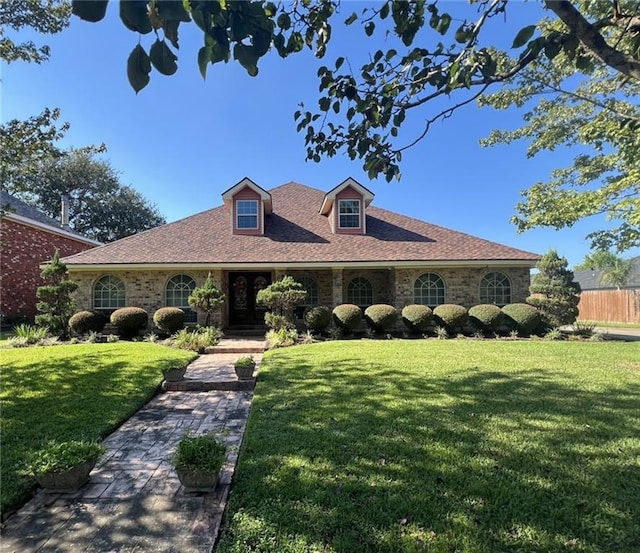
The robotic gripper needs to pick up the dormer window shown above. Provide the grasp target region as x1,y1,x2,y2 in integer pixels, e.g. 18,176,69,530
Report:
339,199,361,229
237,200,259,229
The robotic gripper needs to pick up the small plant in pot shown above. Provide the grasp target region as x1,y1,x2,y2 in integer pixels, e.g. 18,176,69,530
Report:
28,440,105,493
173,433,226,493
163,365,187,382
234,356,256,380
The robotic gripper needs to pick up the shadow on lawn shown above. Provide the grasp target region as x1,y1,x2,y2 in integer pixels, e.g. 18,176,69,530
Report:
218,352,640,553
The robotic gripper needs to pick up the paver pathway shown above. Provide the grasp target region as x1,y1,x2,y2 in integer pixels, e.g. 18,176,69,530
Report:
1,339,264,553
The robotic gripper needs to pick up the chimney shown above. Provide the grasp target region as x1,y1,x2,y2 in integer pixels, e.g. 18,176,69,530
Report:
61,195,70,229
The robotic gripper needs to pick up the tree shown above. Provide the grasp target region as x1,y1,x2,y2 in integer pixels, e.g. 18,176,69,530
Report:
35,249,78,339
599,257,634,289
528,249,581,329
71,0,640,252
5,150,166,243
574,250,621,270
256,275,307,328
0,0,70,64
188,273,226,327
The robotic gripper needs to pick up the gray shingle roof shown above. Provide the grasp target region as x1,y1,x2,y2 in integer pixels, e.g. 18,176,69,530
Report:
61,182,541,266
1,191,64,228
573,257,640,290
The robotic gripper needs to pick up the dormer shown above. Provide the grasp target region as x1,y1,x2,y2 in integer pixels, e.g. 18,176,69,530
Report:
319,177,375,235
222,177,272,236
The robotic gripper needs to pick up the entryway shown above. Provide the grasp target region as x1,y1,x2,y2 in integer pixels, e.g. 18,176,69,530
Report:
228,272,271,326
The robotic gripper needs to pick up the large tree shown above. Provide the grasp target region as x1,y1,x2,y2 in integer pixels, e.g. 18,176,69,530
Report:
5,150,166,243
69,0,639,252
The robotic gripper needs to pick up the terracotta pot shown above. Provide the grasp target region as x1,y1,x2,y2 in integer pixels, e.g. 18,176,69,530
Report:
36,459,96,493
175,466,219,492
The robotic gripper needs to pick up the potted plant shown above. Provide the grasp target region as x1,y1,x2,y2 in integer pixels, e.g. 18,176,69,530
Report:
173,433,226,493
163,365,187,382
234,356,256,380
28,440,106,493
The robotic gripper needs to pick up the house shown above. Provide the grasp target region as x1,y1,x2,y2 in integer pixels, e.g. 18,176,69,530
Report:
573,258,640,291
61,178,541,328
1,192,100,323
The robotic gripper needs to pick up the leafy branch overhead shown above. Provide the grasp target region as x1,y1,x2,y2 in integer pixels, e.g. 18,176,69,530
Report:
71,0,640,252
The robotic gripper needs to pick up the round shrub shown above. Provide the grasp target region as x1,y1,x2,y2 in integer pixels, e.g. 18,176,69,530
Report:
68,310,107,335
433,304,469,333
468,304,503,334
364,304,398,333
153,307,185,334
401,304,433,333
304,306,332,333
501,303,541,335
332,304,362,332
110,307,149,338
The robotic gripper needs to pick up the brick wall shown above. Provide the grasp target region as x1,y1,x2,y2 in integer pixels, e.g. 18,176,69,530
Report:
0,219,95,321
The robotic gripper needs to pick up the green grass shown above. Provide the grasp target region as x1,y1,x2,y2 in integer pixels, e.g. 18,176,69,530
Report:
217,340,640,553
0,342,196,515
577,320,640,329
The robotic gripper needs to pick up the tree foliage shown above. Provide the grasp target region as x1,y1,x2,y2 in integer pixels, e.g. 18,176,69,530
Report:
4,150,166,243
0,0,71,63
71,0,640,252
528,249,581,329
256,275,307,320
35,249,78,339
187,273,226,327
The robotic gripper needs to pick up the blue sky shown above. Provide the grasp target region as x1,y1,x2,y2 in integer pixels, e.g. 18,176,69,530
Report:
3,1,635,268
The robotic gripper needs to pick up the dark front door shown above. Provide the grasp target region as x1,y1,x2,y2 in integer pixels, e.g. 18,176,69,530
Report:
229,272,271,325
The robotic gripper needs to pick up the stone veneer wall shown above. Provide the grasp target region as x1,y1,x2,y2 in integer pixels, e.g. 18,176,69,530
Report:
70,270,226,327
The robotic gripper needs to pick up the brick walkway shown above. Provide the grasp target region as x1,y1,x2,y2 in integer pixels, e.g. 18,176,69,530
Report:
0,339,264,553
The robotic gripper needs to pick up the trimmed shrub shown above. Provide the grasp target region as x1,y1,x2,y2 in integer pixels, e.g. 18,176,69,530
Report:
172,326,223,352
68,310,107,335
433,304,468,333
264,312,292,331
364,304,398,333
401,304,433,333
304,306,332,333
332,304,362,332
501,303,541,335
468,304,503,334
110,307,148,339
153,307,185,335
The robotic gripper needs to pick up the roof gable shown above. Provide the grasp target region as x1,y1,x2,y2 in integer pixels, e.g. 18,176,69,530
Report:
221,177,272,214
319,177,375,216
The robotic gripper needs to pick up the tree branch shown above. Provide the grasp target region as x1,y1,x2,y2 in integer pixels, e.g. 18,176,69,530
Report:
544,0,640,80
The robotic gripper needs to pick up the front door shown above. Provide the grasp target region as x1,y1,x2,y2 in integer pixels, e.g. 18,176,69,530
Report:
229,272,271,325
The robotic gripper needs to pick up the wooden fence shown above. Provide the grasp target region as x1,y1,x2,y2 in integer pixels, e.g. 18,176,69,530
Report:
577,289,640,323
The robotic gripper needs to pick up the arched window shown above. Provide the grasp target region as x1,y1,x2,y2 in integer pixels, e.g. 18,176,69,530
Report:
346,277,373,309
166,275,197,323
93,275,125,314
294,275,319,319
414,273,445,307
480,272,511,306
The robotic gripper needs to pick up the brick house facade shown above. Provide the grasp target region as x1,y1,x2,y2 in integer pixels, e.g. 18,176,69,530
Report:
1,194,99,322
62,178,540,329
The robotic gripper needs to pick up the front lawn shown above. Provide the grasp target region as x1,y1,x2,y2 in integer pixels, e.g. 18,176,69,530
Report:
0,342,196,515
217,340,640,553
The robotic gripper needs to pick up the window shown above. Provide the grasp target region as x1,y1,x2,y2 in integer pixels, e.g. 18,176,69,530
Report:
94,275,125,314
347,277,373,309
414,273,445,308
338,199,360,228
480,272,511,306
166,275,197,323
236,200,258,229
294,276,319,319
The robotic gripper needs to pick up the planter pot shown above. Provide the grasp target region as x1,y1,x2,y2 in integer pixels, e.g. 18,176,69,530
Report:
176,466,219,492
36,459,97,493
163,367,186,382
234,365,255,380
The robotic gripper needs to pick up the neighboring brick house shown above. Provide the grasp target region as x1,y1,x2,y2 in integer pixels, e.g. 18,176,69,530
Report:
61,178,541,328
1,192,100,323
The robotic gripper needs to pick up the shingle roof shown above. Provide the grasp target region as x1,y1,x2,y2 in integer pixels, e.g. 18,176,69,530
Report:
61,182,540,266
574,257,640,290
1,191,97,244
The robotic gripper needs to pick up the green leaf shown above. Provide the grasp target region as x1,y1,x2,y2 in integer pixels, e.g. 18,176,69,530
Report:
149,39,178,76
345,12,357,25
72,0,108,22
277,13,291,30
454,25,468,44
380,3,389,19
163,20,181,49
234,44,259,76
319,97,331,112
127,44,151,94
544,40,562,60
119,1,152,34
436,13,451,35
252,29,272,57
365,22,375,36
156,0,191,23
335,56,345,70
512,25,536,48
198,46,210,79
